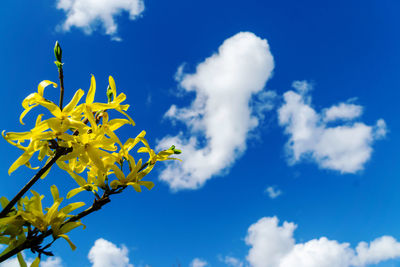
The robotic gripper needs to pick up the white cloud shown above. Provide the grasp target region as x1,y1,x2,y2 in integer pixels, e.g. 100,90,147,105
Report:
355,236,400,266
246,217,296,267
0,257,22,267
157,32,275,190
41,257,64,267
277,81,386,173
291,80,313,95
190,258,208,267
265,186,282,199
56,0,144,40
88,238,134,267
374,119,387,139
222,256,244,267
0,257,25,267
245,216,400,267
323,103,363,122
0,254,62,267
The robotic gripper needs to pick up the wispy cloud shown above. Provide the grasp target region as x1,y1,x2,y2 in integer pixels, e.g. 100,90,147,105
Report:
157,32,275,190
190,258,208,267
56,0,144,40
265,186,282,199
88,238,134,267
245,216,400,267
221,256,244,267
278,81,386,173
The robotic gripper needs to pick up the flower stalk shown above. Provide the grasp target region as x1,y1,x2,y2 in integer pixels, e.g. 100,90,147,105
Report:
54,41,65,109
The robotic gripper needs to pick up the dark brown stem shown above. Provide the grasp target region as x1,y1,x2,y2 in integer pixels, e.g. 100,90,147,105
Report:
138,162,149,173
0,193,111,262
0,231,52,262
58,67,65,110
0,147,72,219
67,195,111,223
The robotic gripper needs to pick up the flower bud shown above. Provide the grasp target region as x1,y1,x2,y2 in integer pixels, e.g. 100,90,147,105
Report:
54,41,62,62
106,85,113,103
168,145,181,154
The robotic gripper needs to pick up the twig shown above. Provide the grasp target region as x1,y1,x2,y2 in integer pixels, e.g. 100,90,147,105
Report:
0,147,72,219
58,67,65,110
0,192,112,262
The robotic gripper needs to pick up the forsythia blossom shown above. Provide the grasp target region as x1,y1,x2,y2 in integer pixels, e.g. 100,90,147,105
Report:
0,74,180,264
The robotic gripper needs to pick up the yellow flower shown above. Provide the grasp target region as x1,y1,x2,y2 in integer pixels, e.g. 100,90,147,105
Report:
3,75,181,199
1,186,84,251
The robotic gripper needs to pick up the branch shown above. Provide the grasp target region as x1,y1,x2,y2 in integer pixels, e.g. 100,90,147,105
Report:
0,147,72,219
0,192,112,262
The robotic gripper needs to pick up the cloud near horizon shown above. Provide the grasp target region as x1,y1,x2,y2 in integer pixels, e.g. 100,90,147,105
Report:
245,216,400,267
278,81,386,173
157,31,276,191
56,0,144,41
0,255,63,267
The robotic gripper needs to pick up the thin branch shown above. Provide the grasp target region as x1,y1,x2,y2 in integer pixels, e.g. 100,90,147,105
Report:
138,162,149,173
58,67,65,110
0,192,112,262
0,147,72,219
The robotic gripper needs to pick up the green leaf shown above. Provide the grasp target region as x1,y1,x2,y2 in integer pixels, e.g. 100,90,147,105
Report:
30,257,40,267
17,252,27,267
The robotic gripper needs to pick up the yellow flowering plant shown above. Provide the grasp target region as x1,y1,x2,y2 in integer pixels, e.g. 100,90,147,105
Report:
0,42,181,266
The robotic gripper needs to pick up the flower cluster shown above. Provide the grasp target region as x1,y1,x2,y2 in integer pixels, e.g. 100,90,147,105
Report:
0,74,180,263
3,75,179,196
0,185,84,252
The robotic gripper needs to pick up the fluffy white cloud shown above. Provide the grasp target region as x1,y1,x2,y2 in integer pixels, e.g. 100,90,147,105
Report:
0,257,24,267
190,258,208,267
265,186,282,199
88,238,134,267
245,216,400,267
278,81,386,173
0,257,26,267
246,217,296,267
157,32,275,190
56,0,144,40
355,236,400,266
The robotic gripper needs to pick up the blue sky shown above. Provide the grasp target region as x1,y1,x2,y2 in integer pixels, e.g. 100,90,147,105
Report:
1,0,400,266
